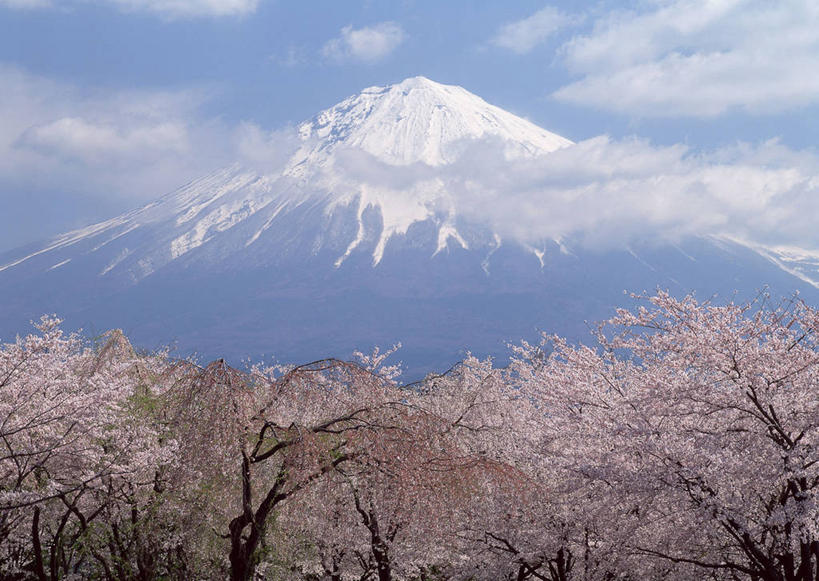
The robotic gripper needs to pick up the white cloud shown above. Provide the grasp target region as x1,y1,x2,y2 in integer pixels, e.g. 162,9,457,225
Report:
0,64,296,204
445,137,817,248
0,0,261,17
19,118,190,162
322,22,406,64
554,0,819,117
323,134,819,251
491,7,577,54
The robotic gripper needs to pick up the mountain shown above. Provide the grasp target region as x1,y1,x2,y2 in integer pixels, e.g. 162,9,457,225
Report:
0,77,571,282
1,77,817,376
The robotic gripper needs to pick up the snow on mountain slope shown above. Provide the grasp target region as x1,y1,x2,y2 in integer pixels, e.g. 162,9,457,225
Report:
719,236,819,289
0,77,573,281
0,165,272,280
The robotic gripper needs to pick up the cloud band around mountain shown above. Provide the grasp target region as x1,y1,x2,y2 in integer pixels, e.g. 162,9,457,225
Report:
322,136,819,251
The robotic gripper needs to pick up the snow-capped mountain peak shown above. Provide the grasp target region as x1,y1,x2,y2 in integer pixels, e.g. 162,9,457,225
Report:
290,76,572,169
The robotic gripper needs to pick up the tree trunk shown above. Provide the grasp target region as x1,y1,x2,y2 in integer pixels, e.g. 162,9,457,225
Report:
372,537,392,581
228,519,253,581
228,451,256,581
31,507,47,581
351,493,392,581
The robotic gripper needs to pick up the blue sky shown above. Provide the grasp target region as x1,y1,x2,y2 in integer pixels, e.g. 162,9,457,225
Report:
2,0,819,252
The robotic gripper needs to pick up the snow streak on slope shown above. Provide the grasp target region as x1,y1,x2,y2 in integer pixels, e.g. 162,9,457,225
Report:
707,234,819,290
733,240,819,289
0,216,129,273
0,165,264,277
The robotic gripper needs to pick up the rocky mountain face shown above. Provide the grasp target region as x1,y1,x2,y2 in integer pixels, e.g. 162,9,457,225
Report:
1,77,817,376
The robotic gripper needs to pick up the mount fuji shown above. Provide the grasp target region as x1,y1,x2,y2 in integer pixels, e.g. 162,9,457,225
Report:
2,77,818,375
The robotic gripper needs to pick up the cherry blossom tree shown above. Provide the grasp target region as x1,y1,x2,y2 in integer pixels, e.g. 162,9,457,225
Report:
267,355,532,581
166,356,413,581
511,292,819,580
0,319,179,580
